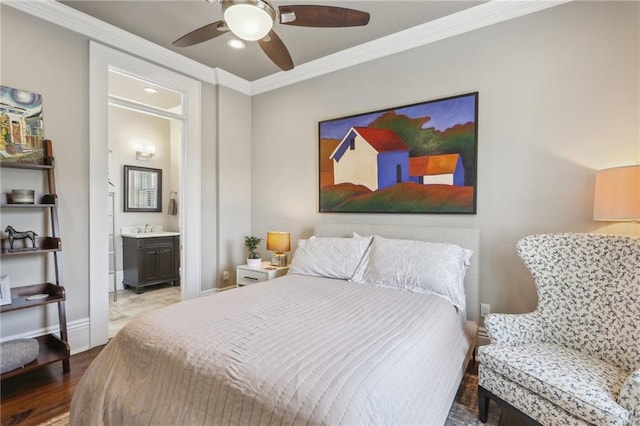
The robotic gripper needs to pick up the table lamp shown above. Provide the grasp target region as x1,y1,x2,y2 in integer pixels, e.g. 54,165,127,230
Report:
267,231,290,267
593,165,640,221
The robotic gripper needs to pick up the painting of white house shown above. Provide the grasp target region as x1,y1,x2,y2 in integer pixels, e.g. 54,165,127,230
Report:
319,92,478,213
0,86,45,164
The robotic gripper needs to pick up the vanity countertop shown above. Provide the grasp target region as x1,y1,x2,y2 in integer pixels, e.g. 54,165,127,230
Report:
121,231,180,239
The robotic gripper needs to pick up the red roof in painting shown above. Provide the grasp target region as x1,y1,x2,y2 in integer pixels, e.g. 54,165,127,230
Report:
354,127,410,152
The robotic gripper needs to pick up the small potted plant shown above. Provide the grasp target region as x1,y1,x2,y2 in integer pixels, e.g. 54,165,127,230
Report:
244,235,263,268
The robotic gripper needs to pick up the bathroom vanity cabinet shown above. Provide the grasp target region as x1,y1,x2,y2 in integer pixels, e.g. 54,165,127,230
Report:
122,235,179,293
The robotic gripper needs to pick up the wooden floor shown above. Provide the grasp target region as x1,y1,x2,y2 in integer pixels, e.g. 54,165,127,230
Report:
1,345,104,426
1,284,182,426
2,286,527,426
1,348,528,426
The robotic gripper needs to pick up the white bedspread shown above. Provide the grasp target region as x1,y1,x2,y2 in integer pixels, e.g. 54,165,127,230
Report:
71,275,475,425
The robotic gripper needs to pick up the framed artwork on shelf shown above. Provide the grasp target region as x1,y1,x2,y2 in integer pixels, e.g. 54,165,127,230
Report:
319,92,478,214
0,86,45,165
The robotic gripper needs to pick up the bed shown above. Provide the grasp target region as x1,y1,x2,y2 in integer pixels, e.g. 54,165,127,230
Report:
70,224,479,425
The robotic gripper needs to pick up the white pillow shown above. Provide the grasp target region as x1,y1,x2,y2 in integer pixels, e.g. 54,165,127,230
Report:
289,236,373,280
356,236,473,312
350,232,371,282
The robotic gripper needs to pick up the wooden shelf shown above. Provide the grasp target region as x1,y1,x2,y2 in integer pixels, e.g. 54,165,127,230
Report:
1,194,58,208
0,140,69,380
0,334,70,380
0,158,53,170
0,237,61,256
1,283,65,313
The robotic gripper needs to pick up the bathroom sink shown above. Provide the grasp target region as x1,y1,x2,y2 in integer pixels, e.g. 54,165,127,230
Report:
121,231,180,239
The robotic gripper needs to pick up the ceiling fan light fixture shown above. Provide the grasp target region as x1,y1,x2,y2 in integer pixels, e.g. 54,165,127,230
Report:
223,0,275,41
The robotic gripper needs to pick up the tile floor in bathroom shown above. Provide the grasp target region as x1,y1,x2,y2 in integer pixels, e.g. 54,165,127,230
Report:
109,284,181,338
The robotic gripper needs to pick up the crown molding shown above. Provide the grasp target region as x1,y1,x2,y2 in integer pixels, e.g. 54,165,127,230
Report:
4,0,570,97
2,0,252,95
214,67,252,95
251,0,571,95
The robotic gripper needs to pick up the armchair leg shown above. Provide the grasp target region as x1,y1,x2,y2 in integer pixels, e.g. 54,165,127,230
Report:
478,386,490,423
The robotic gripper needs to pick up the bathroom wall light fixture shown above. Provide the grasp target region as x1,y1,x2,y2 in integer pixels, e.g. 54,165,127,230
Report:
134,144,156,161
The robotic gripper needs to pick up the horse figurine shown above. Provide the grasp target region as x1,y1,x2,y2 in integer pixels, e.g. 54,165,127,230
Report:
4,226,38,251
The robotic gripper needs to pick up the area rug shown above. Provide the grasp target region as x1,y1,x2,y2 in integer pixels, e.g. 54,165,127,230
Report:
39,373,500,426
445,372,501,426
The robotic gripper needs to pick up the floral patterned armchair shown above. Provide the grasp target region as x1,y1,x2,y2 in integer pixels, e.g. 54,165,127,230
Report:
478,233,640,426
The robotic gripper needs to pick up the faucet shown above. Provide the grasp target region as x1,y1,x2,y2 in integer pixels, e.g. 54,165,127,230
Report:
144,224,151,233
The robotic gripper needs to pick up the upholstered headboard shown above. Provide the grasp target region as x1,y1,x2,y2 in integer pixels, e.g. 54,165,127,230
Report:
313,223,480,323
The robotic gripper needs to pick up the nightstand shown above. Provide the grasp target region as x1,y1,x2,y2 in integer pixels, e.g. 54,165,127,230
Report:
236,262,289,287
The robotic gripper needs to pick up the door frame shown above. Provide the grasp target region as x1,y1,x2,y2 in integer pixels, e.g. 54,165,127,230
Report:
89,42,202,347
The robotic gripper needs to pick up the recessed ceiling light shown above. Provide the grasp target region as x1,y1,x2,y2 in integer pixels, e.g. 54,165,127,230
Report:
227,39,246,49
143,87,158,94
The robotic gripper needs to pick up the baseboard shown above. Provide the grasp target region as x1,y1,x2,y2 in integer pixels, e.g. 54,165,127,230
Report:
68,318,91,354
216,284,236,292
0,317,90,355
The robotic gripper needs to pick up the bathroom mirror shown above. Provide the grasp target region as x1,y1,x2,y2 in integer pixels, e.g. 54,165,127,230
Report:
123,165,162,212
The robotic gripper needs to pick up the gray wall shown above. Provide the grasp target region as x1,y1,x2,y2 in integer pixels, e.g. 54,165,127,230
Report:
217,85,253,286
1,6,91,337
1,1,638,346
201,82,220,291
0,6,251,345
251,1,640,315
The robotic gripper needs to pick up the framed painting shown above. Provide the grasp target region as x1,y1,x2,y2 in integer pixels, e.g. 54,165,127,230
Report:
0,86,45,164
319,92,478,214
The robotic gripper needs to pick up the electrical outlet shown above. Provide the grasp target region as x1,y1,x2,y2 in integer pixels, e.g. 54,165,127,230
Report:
480,303,490,317
222,271,229,281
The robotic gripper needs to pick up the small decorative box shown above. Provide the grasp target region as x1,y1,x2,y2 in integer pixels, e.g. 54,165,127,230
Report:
11,189,35,204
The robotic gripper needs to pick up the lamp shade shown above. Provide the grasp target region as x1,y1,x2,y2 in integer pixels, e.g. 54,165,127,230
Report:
593,165,640,221
223,0,275,41
266,231,290,253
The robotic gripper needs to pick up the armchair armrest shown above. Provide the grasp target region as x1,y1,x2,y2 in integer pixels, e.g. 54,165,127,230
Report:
484,311,544,346
619,369,640,424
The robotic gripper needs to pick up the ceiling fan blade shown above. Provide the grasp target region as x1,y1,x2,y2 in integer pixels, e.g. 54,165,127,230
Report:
173,20,228,47
258,30,294,71
278,5,370,27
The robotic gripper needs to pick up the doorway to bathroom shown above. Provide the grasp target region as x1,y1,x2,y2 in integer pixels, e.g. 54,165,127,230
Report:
89,42,202,347
107,70,184,337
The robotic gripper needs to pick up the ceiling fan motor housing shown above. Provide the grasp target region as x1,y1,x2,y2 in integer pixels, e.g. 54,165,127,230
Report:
175,1,370,71
222,0,277,41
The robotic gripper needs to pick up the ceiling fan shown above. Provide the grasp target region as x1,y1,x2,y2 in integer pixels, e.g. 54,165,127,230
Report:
173,0,370,71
